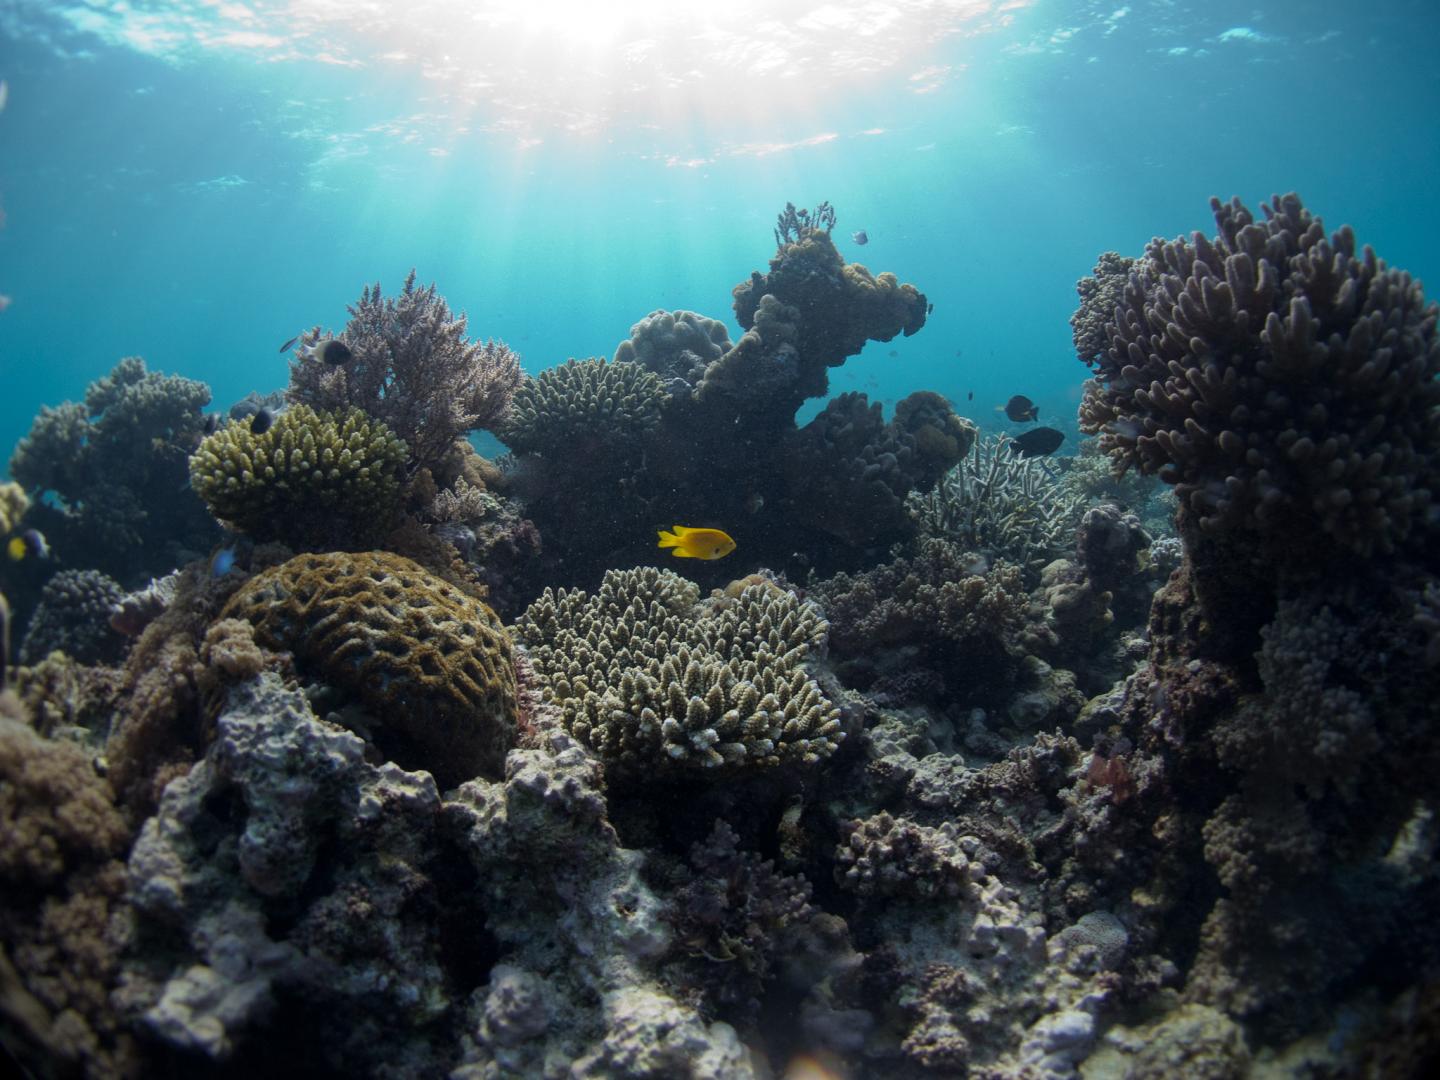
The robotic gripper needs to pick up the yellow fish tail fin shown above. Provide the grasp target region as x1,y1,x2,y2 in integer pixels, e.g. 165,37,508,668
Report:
657,528,680,549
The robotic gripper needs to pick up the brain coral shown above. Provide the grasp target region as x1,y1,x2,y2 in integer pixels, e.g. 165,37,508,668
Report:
221,552,518,787
1079,192,1440,557
189,405,407,548
501,358,667,457
514,566,843,775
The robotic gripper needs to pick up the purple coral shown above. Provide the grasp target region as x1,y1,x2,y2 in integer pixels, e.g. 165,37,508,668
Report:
287,270,522,473
1079,193,1439,558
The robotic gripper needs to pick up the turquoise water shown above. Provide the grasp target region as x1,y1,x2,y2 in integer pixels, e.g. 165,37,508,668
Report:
3,2,1437,463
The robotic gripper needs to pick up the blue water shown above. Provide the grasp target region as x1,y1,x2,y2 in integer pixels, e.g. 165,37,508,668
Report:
2,0,1438,462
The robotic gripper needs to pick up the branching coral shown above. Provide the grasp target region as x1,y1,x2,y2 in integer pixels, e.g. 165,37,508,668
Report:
835,812,979,899
222,552,519,787
1078,193,1440,557
189,404,407,549
515,567,843,776
501,358,667,458
287,270,522,474
908,434,1084,580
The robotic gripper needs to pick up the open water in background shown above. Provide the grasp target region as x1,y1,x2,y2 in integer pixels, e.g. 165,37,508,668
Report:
0,0,1438,461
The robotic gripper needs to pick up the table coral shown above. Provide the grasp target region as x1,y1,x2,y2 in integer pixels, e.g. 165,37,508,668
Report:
222,551,518,787
287,270,522,475
1079,192,1440,558
514,566,842,776
189,404,407,549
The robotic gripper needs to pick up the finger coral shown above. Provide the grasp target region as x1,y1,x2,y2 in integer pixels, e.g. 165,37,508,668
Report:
501,358,667,457
188,404,407,549
222,551,519,787
514,566,843,775
287,270,523,474
1079,193,1440,557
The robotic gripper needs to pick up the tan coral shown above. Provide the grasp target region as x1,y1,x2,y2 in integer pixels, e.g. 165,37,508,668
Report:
222,552,519,787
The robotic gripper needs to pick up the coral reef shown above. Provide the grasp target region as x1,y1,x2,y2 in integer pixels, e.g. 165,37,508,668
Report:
223,551,518,787
710,203,929,415
287,270,522,474
612,309,733,393
1079,193,1440,560
0,479,28,534
6,356,220,581
908,433,1084,581
189,404,408,549
18,568,127,666
515,566,842,776
501,357,667,458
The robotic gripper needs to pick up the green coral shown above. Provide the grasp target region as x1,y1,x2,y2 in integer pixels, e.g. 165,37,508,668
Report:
515,567,843,774
501,358,666,457
222,551,519,787
189,405,407,548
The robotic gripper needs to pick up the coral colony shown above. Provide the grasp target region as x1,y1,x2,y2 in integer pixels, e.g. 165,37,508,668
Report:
0,196,1437,1078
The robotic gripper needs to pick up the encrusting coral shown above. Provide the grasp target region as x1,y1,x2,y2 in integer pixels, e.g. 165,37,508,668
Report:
222,551,519,787
1079,192,1440,559
501,357,667,458
514,566,843,776
287,269,523,475
189,404,408,549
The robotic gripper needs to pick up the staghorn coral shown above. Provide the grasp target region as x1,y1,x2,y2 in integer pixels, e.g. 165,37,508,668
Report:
612,309,733,393
189,404,407,549
908,433,1085,582
501,357,667,458
287,270,522,474
18,569,127,666
1078,193,1440,558
514,566,843,776
222,551,518,787
6,357,219,579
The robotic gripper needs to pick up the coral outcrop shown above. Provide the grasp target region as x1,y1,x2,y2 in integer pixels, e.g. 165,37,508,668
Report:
612,309,733,393
6,357,220,580
18,568,127,666
1079,193,1440,559
287,270,522,474
189,404,407,549
515,567,842,776
222,552,518,787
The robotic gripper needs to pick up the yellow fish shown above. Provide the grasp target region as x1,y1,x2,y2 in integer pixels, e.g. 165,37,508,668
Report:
657,525,735,560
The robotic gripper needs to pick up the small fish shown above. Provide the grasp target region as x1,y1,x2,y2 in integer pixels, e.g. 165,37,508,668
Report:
744,492,764,514
887,349,899,358
7,529,50,561
202,413,220,435
211,545,237,577
1002,394,1039,422
278,335,300,353
0,294,10,313
967,390,974,401
657,525,736,560
851,229,868,245
0,80,8,113
1009,427,1065,457
250,407,275,435
298,337,353,365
